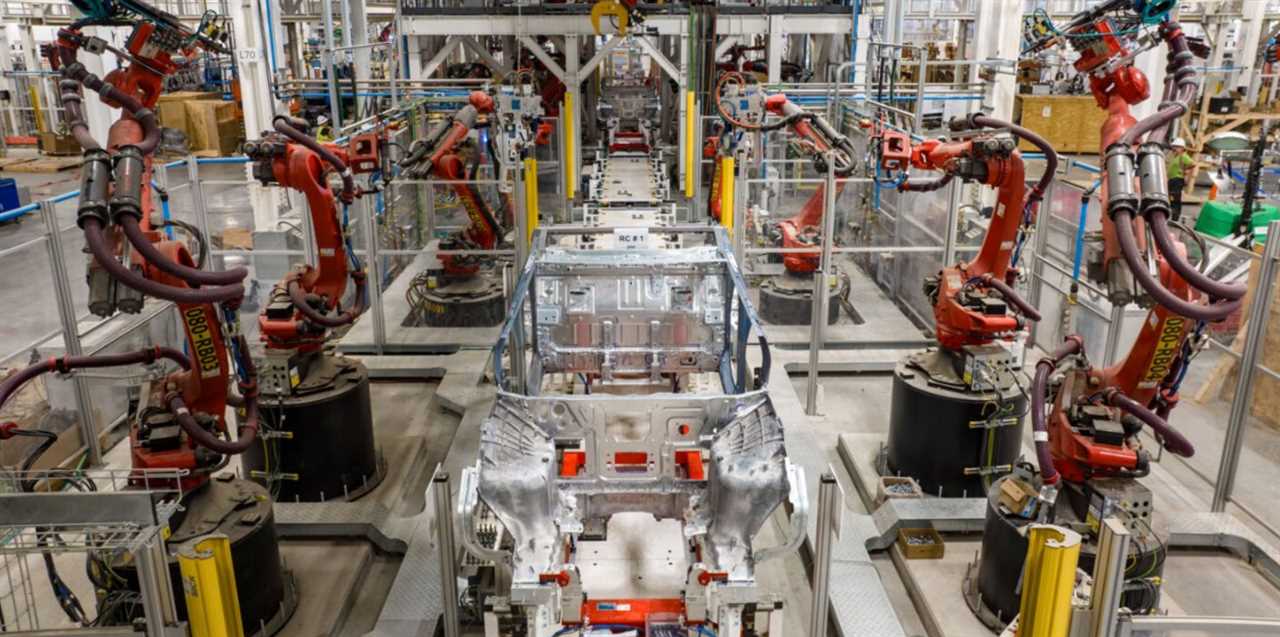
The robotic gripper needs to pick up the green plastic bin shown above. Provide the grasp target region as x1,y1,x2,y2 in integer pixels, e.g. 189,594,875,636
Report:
1195,200,1277,244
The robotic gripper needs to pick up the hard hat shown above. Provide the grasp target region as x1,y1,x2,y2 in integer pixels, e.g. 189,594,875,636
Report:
1171,137,1187,148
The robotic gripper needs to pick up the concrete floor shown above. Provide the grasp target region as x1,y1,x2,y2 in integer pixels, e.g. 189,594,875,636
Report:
802,367,1280,637
5,148,1280,636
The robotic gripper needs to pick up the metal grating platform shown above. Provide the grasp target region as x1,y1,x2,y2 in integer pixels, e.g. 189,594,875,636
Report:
275,482,446,637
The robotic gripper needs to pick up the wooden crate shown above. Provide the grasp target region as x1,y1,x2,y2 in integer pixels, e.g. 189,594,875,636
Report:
1014,94,1109,154
6,156,81,173
1203,251,1280,429
36,131,82,156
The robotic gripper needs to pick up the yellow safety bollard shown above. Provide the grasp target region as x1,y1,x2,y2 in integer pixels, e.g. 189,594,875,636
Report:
177,535,244,637
524,157,539,245
720,156,735,234
1018,524,1082,637
564,93,576,200
684,91,696,199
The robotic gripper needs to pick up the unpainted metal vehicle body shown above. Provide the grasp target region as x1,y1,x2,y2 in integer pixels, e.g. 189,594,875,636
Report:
459,226,806,637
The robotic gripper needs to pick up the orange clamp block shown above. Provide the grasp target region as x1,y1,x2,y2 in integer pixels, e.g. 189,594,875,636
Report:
560,450,586,478
675,449,706,481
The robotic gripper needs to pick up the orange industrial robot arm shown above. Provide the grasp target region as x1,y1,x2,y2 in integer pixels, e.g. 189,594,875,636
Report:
884,114,1057,351
714,72,859,273
400,91,505,277
41,12,259,491
246,116,370,351
1020,7,1227,486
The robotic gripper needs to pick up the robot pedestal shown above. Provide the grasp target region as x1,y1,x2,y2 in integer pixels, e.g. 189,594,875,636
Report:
244,354,384,502
106,477,296,635
884,348,1026,497
966,474,1165,630
758,270,842,325
409,273,506,328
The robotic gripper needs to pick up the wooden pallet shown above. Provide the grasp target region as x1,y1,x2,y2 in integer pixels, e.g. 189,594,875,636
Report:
3,156,82,173
0,156,37,169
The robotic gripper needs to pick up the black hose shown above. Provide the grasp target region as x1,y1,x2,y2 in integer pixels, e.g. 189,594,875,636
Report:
980,273,1042,322
118,216,248,287
899,173,954,193
1113,210,1240,322
284,270,368,328
57,79,101,152
1147,210,1245,300
163,218,210,270
967,113,1058,210
1031,336,1084,484
273,115,355,202
60,62,160,155
0,347,191,415
83,218,245,306
166,393,259,455
1105,389,1195,458
1124,23,1197,146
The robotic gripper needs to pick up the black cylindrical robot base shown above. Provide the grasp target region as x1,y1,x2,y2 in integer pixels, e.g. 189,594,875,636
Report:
410,278,506,327
103,477,295,635
971,476,1165,630
884,351,1026,498
758,275,841,325
244,357,384,502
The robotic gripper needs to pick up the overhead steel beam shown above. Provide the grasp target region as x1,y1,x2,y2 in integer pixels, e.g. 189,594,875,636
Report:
517,34,567,81
422,35,463,79
460,36,510,74
633,35,679,83
402,12,850,36
580,35,627,82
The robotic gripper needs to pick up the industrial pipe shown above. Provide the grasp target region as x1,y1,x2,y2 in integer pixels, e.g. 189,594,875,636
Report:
1104,389,1195,458
1032,336,1085,484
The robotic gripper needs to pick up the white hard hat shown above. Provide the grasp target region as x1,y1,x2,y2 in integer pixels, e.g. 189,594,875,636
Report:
1171,137,1187,148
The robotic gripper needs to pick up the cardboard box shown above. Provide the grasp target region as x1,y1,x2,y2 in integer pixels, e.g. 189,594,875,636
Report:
221,226,253,250
998,476,1040,518
214,118,245,155
185,100,239,151
897,528,945,559
156,90,222,130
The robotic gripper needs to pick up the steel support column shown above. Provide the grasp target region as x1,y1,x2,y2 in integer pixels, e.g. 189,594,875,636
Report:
231,0,285,231
42,202,101,465
1213,221,1280,511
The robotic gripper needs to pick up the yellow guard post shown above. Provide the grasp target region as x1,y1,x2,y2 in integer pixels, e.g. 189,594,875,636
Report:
177,535,244,637
684,91,696,199
1018,524,1082,637
720,155,735,234
524,157,539,244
